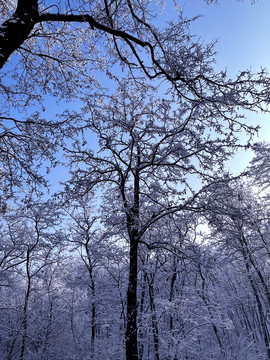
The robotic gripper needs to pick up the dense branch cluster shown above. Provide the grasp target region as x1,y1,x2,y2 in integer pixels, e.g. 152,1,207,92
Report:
0,0,269,108
1,174,270,360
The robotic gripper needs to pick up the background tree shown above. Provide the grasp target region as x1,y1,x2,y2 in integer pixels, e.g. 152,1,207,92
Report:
203,179,270,358
63,194,105,358
0,198,62,360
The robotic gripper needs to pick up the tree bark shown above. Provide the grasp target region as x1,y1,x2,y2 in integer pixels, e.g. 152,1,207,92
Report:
20,248,31,360
125,145,141,360
85,243,96,357
169,263,177,332
138,271,147,360
0,0,155,71
148,278,160,360
126,238,139,360
0,0,39,69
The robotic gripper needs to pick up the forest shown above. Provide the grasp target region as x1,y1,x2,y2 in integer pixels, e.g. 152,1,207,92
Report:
1,0,270,359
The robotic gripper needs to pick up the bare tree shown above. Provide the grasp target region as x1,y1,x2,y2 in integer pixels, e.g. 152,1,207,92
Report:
64,195,101,358
203,180,270,358
0,1,269,109
61,79,256,360
0,0,269,216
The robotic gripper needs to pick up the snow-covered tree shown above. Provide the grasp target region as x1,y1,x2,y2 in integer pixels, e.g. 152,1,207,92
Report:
203,179,270,358
60,77,261,359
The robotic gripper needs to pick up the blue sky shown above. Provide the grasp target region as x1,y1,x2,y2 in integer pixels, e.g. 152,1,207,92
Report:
179,0,270,172
183,0,270,74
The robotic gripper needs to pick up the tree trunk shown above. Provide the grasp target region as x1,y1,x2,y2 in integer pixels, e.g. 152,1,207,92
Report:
169,263,177,332
41,299,53,360
20,249,31,360
138,271,147,360
89,272,96,357
125,145,140,360
126,238,139,360
148,279,160,360
0,0,39,69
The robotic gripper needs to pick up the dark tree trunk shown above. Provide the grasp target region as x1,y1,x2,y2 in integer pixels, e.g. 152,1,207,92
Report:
125,146,141,360
126,238,139,360
0,0,39,68
85,243,96,357
89,271,96,357
148,279,160,360
20,249,31,360
138,271,147,360
169,264,177,332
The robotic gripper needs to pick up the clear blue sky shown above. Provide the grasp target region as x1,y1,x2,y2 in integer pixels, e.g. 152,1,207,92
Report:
183,0,270,74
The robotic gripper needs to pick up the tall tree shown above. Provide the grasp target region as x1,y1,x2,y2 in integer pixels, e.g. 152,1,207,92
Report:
0,0,269,215
61,79,258,359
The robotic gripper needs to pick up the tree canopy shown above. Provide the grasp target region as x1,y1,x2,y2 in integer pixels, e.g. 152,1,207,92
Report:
1,1,270,360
